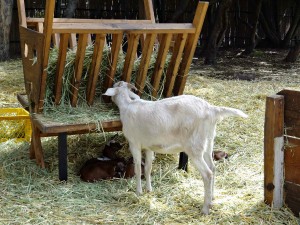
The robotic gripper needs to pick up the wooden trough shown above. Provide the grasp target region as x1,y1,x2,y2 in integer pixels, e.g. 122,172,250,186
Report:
264,89,300,217
17,0,209,181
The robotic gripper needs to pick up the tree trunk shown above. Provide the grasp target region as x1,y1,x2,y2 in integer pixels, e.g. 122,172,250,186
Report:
64,0,78,18
204,0,235,65
284,42,300,63
244,0,263,54
282,1,300,47
0,0,13,61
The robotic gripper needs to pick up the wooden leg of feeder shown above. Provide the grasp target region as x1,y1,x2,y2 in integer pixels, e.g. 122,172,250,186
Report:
58,132,68,181
178,152,188,171
31,124,45,168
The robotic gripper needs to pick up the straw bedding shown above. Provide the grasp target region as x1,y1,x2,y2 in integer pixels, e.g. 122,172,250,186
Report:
0,50,299,224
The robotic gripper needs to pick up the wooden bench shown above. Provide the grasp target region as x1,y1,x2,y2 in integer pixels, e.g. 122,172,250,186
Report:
17,0,208,181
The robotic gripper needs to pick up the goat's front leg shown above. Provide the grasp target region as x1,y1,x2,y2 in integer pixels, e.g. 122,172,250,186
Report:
129,142,143,195
144,149,154,192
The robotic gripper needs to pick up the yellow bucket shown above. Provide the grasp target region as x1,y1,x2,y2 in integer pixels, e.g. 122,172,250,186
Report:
0,108,31,142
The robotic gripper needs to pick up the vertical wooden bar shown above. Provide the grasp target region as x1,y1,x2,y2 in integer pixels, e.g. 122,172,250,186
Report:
69,33,77,49
86,34,106,105
37,22,44,33
70,34,88,107
142,0,155,22
54,33,69,105
264,95,284,208
151,33,172,98
52,33,60,46
122,33,140,82
163,33,187,97
103,33,123,93
173,2,209,96
135,33,156,95
17,0,27,27
39,0,56,112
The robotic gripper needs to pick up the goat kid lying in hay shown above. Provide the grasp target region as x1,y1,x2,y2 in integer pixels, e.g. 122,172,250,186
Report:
103,81,248,215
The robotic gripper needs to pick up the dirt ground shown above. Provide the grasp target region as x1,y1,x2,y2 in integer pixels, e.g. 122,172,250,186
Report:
191,49,300,83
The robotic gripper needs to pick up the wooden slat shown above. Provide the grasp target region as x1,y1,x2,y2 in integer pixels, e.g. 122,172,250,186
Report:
38,0,55,112
278,89,300,137
164,33,188,97
69,33,77,49
122,33,140,82
52,23,195,34
284,139,300,184
17,0,27,27
103,33,123,93
143,0,155,22
135,33,156,95
70,34,88,107
264,95,285,208
37,22,43,33
86,34,106,105
27,18,155,24
284,181,300,217
52,33,60,46
174,2,209,95
54,33,69,105
151,33,172,98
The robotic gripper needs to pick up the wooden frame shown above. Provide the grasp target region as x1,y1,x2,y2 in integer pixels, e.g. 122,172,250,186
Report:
264,89,300,217
17,0,209,181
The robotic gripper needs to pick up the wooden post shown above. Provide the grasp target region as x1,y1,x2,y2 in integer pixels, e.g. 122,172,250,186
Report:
264,95,284,208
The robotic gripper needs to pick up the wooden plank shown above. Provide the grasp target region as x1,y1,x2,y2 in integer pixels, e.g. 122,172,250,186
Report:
164,33,188,97
52,33,60,46
70,34,88,107
52,23,195,34
122,34,140,82
27,18,155,24
264,95,285,208
103,33,123,93
284,181,300,217
151,33,172,98
18,26,44,113
285,140,300,184
39,0,55,112
86,34,106,105
37,22,44,33
142,0,155,22
69,33,77,49
173,2,209,95
54,33,70,105
135,33,156,95
17,0,27,27
32,114,122,134
278,89,300,137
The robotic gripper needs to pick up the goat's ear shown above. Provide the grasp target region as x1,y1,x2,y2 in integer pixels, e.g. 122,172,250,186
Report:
127,83,137,91
103,88,117,96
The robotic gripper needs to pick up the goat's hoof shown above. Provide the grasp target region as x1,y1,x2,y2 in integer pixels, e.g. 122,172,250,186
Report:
136,190,143,196
201,207,210,215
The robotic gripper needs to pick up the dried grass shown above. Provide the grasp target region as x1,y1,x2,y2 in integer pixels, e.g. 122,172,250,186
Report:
0,53,299,224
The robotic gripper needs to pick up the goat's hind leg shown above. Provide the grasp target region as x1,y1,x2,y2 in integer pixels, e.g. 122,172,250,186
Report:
189,150,213,215
128,142,143,195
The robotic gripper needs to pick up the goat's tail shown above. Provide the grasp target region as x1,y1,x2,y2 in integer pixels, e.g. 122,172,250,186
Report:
216,106,248,120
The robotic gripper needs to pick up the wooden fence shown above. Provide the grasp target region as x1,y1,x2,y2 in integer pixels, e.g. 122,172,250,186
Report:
264,90,300,217
9,0,299,57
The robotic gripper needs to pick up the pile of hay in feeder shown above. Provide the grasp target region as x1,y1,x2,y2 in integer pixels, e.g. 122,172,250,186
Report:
42,43,171,126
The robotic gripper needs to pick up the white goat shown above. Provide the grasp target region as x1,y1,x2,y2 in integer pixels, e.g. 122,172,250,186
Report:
103,81,248,215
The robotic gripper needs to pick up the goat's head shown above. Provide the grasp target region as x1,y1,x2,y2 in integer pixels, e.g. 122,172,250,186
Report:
103,82,140,103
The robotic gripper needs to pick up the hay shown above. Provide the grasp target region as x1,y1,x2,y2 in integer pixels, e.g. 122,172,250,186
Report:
0,54,299,224
43,43,170,126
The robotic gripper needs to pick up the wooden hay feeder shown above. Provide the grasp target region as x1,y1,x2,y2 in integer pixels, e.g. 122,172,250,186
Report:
16,0,209,181
264,89,300,217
